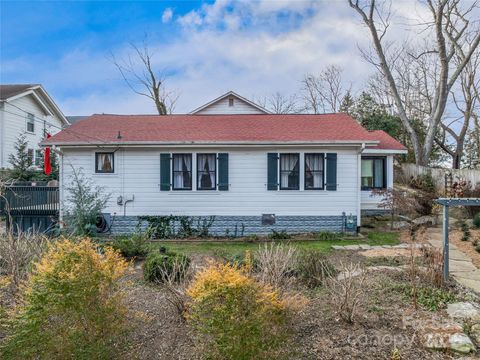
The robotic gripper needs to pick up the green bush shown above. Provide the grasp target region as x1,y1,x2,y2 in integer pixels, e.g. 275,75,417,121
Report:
473,213,480,229
187,262,294,360
0,239,129,359
268,229,291,240
296,249,337,287
110,231,150,259
143,251,190,283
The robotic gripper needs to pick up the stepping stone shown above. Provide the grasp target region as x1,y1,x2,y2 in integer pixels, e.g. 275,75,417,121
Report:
449,250,471,262
331,246,344,250
449,260,478,272
447,302,480,322
358,244,371,250
449,333,476,354
343,245,360,250
453,277,480,293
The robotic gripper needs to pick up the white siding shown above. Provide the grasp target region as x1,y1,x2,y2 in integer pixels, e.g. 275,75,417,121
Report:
195,97,266,115
0,95,64,168
361,155,394,210
60,147,361,218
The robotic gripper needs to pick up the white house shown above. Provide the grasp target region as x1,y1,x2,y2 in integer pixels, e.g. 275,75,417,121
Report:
0,84,69,169
44,93,406,235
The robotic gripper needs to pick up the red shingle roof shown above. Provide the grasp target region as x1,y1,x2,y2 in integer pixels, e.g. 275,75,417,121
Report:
367,130,406,151
44,113,406,151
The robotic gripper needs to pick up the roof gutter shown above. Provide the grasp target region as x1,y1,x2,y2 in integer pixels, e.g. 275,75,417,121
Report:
41,140,380,147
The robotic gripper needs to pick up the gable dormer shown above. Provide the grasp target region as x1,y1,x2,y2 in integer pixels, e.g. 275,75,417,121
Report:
190,91,270,115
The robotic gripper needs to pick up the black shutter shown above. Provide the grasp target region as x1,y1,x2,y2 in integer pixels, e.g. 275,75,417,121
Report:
218,153,229,191
160,153,171,191
326,153,337,191
267,153,278,190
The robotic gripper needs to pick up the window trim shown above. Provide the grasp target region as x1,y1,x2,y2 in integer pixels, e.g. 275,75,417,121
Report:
95,152,115,174
172,153,193,191
196,153,217,191
279,153,300,190
361,156,386,191
304,153,325,190
26,113,35,133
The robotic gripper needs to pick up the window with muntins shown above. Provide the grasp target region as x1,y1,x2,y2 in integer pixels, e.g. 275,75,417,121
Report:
305,153,324,190
26,113,35,133
35,149,42,166
172,154,192,190
280,153,299,190
95,152,114,173
361,157,386,190
197,154,216,190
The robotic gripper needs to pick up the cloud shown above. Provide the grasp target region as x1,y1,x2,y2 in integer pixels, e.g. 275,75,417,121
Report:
161,8,173,23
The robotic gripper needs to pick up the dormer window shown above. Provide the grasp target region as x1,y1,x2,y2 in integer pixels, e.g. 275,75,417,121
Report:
228,97,234,107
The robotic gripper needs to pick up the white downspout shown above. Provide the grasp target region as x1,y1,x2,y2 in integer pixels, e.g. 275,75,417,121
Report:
357,143,366,229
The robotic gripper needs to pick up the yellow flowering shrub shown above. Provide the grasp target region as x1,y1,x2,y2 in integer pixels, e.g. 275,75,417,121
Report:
187,262,291,360
0,239,129,360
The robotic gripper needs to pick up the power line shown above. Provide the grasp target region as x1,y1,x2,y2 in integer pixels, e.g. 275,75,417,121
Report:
0,105,112,148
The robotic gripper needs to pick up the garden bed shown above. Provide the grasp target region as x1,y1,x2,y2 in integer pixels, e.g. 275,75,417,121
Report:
118,253,464,360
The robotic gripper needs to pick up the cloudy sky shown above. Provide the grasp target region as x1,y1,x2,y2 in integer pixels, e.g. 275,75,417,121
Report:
1,0,430,115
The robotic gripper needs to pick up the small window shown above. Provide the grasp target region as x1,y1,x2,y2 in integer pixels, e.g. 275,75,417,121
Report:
305,153,324,190
27,149,34,165
197,153,216,190
35,149,42,166
280,153,299,190
95,152,114,173
26,113,35,133
361,157,386,190
228,97,234,107
172,154,192,190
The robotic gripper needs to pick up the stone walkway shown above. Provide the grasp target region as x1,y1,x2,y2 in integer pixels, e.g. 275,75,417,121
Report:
332,243,428,251
426,227,480,293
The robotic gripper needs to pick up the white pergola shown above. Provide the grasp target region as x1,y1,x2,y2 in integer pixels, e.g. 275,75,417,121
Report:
435,198,480,280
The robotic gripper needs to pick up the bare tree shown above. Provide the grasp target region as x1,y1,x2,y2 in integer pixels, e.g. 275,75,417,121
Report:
302,65,349,113
349,0,480,166
112,41,179,115
437,50,480,168
255,92,299,114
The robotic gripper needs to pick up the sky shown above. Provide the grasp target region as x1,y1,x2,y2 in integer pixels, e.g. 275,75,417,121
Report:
0,0,431,116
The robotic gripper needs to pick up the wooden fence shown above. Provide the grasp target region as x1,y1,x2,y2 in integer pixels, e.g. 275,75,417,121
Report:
401,163,480,192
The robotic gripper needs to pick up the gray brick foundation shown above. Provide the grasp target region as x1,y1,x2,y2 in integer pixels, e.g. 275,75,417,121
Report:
108,214,357,236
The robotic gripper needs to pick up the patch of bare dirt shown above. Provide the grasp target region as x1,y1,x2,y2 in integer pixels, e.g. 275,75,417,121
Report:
121,279,198,360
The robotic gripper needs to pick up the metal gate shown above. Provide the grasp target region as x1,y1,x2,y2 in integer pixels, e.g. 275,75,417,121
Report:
1,185,59,234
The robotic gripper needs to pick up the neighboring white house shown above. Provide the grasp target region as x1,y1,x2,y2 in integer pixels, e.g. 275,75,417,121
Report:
0,84,69,169
44,93,406,235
